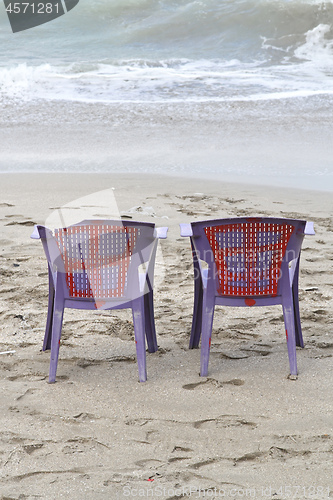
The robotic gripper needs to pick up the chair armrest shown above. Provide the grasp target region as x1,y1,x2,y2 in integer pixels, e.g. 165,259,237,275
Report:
179,223,193,237
305,221,315,235
154,227,168,239
31,225,53,240
30,225,41,239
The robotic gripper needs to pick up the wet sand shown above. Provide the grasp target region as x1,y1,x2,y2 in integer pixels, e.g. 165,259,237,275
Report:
1,97,333,192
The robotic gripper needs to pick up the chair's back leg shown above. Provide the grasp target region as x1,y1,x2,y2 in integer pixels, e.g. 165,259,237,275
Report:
48,273,65,383
132,297,147,382
49,300,65,383
200,292,215,377
282,289,298,376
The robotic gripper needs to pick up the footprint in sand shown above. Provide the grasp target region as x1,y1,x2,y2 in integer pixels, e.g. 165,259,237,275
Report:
189,458,217,469
4,215,37,226
182,378,244,390
6,220,37,226
172,445,193,453
23,443,44,455
193,415,257,429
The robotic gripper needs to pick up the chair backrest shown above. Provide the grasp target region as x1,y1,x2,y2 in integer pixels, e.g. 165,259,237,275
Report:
55,223,137,299
39,220,156,301
192,218,306,298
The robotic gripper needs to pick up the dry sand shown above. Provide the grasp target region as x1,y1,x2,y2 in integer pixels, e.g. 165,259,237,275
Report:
0,173,332,499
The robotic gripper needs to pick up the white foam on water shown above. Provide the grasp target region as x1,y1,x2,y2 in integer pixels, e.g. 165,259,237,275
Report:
295,24,333,65
0,63,55,99
1,49,333,104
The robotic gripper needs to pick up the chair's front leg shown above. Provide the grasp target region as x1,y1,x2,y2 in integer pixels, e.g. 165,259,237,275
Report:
291,258,304,348
43,264,55,351
144,290,158,353
190,270,203,349
189,240,203,349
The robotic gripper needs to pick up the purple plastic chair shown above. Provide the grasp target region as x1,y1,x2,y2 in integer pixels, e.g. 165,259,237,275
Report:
180,217,315,377
31,220,168,383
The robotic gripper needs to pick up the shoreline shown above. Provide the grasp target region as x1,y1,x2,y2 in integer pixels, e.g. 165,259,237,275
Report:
1,169,333,194
1,96,333,192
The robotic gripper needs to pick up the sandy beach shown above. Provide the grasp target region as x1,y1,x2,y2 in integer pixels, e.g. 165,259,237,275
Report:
0,172,332,499
1,0,333,495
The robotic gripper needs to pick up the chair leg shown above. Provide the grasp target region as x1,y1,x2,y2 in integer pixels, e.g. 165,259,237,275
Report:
144,290,158,353
48,295,64,384
200,292,215,377
189,274,203,349
292,259,304,348
43,265,54,351
132,298,147,382
282,289,298,377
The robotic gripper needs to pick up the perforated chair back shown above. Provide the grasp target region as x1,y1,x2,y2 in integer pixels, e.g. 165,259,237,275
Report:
204,220,295,297
54,223,140,300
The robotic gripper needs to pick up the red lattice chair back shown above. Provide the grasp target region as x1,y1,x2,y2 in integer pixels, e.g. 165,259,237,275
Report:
55,224,139,300
204,220,295,298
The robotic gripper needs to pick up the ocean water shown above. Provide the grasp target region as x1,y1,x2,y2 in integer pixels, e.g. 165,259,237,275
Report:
0,0,333,189
1,0,333,102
